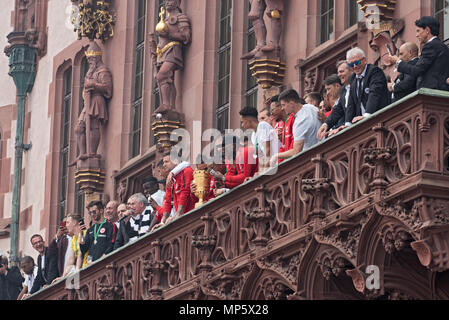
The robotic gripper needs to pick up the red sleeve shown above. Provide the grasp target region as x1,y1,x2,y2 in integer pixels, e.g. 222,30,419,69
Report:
225,148,257,187
177,167,194,214
162,185,173,218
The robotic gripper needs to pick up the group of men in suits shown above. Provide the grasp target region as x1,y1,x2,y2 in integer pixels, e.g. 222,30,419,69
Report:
317,16,449,140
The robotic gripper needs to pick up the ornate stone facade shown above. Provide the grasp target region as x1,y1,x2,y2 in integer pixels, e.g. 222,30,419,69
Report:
29,91,449,300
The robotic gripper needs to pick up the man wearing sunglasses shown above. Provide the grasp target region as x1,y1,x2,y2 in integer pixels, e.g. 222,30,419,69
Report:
344,47,390,127
79,201,114,263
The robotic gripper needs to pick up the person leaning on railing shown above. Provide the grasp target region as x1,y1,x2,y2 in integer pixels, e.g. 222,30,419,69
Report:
151,154,195,231
51,213,89,283
270,89,322,166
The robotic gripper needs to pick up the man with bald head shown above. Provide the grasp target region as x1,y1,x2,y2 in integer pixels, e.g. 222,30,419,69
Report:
389,42,419,103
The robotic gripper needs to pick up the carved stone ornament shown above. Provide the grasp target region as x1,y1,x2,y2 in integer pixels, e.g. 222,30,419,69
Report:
5,0,48,58
71,0,117,42
301,178,331,219
256,253,302,286
359,0,404,70
199,265,253,300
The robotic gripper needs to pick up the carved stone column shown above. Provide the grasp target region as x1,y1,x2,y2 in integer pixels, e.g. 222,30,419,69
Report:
302,178,331,220
192,212,217,273
143,240,167,300
97,262,123,300
245,186,274,249
363,147,396,192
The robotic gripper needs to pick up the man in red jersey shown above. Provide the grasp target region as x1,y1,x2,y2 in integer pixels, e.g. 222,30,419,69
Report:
151,153,194,231
210,134,258,189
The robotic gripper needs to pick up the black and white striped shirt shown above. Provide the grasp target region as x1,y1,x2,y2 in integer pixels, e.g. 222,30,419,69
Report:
127,209,152,243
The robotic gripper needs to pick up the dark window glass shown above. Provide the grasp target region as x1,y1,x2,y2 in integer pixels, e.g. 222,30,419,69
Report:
59,67,72,222
245,10,258,109
130,0,147,158
216,0,232,132
348,0,362,28
435,0,449,41
320,0,334,44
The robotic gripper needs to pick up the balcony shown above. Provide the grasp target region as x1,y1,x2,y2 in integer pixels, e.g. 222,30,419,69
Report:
30,89,449,300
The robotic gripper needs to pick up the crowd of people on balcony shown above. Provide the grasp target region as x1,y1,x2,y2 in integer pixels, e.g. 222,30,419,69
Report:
2,16,449,300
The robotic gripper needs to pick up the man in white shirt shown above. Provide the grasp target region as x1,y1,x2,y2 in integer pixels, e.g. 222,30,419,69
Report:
271,89,322,165
17,256,38,300
143,177,166,215
239,107,280,174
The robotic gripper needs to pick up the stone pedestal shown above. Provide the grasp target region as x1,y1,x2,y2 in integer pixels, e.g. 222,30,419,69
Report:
75,159,106,196
248,58,286,90
152,110,185,154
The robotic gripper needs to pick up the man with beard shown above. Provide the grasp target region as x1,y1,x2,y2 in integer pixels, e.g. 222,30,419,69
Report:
79,201,114,263
72,41,113,164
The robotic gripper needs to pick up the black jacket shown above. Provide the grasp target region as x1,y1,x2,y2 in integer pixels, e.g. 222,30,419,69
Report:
392,58,419,102
30,247,59,294
0,267,24,300
48,235,69,277
80,219,115,262
114,210,154,250
345,64,390,124
398,37,449,91
326,84,350,130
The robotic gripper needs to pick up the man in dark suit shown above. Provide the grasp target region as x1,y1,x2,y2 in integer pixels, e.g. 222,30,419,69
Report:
344,47,390,126
29,234,59,294
48,220,71,277
317,61,355,140
114,194,153,250
389,16,449,92
389,42,419,102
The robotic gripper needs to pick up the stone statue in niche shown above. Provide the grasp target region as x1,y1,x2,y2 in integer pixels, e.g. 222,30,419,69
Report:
241,0,284,60
148,0,191,115
71,41,113,167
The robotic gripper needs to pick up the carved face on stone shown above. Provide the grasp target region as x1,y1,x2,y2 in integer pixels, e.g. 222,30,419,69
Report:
165,0,180,11
87,55,101,69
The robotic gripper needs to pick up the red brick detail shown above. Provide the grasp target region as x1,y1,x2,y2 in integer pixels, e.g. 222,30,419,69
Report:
19,205,32,231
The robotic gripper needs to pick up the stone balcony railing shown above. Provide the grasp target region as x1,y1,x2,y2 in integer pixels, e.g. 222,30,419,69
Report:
30,89,449,300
